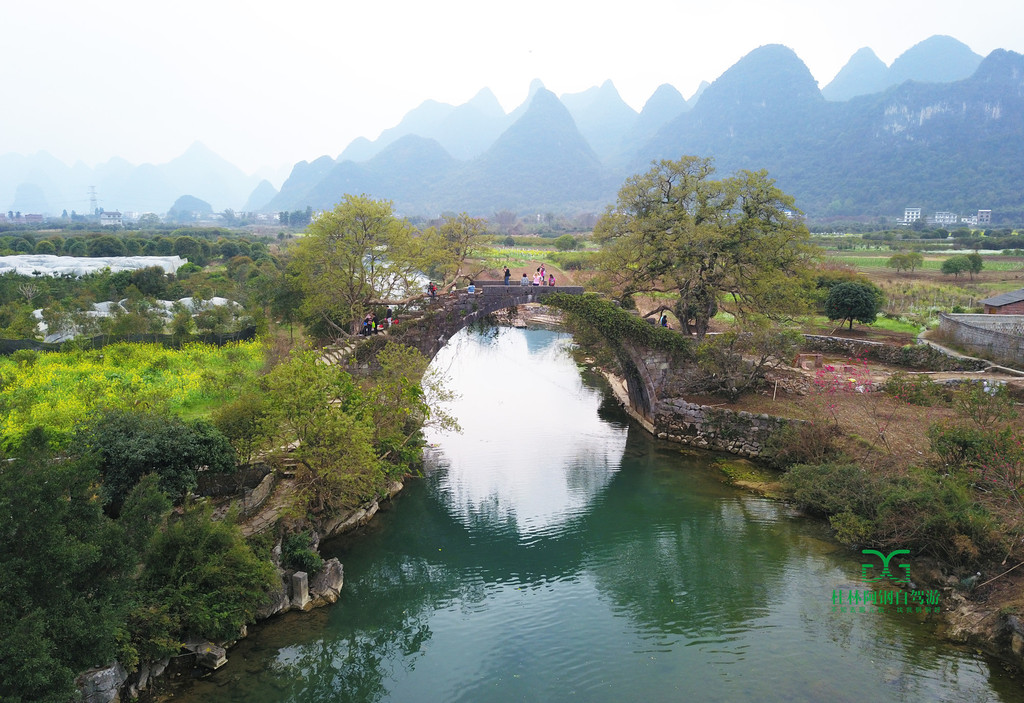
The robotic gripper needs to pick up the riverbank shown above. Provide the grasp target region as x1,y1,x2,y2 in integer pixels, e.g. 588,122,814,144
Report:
158,325,1024,703
586,325,1024,679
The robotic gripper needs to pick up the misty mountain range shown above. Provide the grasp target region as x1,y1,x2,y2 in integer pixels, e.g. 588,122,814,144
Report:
4,35,1021,222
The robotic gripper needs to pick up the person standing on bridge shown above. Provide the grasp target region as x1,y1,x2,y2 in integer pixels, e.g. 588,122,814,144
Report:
520,273,529,286
503,267,511,285
549,273,555,287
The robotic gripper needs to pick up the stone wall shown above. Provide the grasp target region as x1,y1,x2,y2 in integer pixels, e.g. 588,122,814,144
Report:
801,334,989,371
652,398,796,458
937,313,1024,366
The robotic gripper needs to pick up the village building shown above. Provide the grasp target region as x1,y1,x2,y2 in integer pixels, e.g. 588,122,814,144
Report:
980,288,1024,314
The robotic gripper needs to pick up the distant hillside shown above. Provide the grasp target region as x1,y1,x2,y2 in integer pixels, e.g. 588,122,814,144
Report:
7,35,1014,222
644,46,1024,219
339,88,509,162
0,142,261,216
270,37,1021,221
244,179,278,212
560,80,638,161
822,48,889,101
270,88,605,215
445,88,605,212
824,36,983,101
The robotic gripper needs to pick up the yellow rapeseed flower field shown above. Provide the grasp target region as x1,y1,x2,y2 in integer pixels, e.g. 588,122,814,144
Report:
0,341,264,449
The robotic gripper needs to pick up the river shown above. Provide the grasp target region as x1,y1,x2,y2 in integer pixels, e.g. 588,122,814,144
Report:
174,326,1023,702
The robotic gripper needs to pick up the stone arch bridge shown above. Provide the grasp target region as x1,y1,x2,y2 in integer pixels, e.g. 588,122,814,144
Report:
390,281,584,360
334,280,680,427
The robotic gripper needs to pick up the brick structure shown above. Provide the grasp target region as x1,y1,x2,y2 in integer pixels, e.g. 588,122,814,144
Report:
980,288,1024,314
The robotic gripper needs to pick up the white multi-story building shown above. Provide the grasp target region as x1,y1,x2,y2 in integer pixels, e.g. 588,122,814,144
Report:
99,211,122,227
932,211,958,225
903,207,922,224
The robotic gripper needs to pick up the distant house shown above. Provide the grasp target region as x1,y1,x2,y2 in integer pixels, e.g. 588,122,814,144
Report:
903,207,922,224
100,211,122,227
978,209,992,225
980,288,1024,314
932,211,958,226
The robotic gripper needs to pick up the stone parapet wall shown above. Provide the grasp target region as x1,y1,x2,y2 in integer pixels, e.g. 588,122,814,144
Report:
653,398,797,458
938,314,1024,367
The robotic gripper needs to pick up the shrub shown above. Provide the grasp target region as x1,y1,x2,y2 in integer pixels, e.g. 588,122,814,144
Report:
763,420,841,469
785,462,883,518
80,408,237,513
883,372,942,406
553,234,579,251
282,531,324,575
133,501,277,648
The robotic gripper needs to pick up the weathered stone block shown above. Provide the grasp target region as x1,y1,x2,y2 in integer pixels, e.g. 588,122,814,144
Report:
291,571,311,610
77,662,127,703
309,558,345,607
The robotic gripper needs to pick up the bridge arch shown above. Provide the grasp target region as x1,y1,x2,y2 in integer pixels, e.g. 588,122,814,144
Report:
374,282,668,423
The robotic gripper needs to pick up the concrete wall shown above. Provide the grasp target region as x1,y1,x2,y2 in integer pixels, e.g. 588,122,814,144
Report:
938,313,1024,366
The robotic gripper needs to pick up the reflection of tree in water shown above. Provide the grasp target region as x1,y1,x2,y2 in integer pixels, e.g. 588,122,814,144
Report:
171,411,1024,703
577,440,796,642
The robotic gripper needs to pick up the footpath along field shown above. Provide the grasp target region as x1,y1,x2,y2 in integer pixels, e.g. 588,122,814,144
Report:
0,340,263,449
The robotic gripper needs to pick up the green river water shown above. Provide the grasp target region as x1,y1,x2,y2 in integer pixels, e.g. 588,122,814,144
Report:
174,326,1024,702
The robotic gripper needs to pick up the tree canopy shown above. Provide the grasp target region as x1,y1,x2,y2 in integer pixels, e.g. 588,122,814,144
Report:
824,281,883,330
290,195,482,337
0,452,134,703
593,157,817,337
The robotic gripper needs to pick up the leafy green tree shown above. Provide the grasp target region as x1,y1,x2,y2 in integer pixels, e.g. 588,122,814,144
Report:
887,251,923,272
0,451,133,703
87,235,126,257
421,213,488,287
129,266,169,297
65,238,88,256
137,213,161,229
80,408,237,513
554,234,579,251
173,235,207,266
34,239,56,255
261,349,381,513
594,157,816,337
217,239,240,259
966,252,984,280
212,392,273,467
941,254,971,278
291,195,424,336
824,281,882,330
169,302,195,341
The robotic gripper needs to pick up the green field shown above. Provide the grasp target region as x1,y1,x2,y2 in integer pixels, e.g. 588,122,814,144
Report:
829,253,1024,272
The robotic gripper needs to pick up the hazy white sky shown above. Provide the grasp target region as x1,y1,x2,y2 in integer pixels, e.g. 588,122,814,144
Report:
2,0,1021,179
